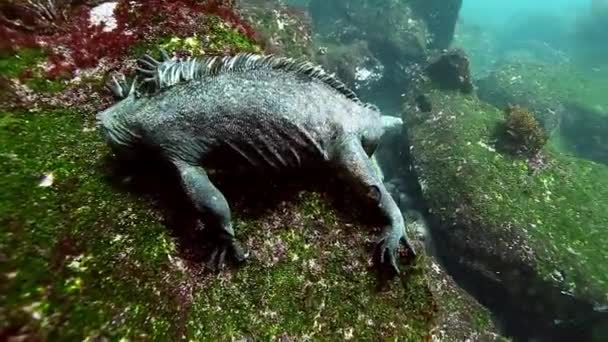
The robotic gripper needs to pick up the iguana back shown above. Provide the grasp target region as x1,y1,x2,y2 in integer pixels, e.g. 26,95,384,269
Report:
100,53,384,170
133,68,380,170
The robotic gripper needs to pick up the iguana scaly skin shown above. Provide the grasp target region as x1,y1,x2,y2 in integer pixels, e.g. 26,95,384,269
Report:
97,50,416,273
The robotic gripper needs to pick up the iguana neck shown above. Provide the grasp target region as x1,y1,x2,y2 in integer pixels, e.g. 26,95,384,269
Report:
97,97,141,153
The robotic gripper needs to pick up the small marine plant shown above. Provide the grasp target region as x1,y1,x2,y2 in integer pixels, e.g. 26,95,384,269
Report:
496,104,547,158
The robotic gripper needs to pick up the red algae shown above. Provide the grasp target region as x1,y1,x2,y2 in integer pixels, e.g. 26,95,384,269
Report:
1,0,260,80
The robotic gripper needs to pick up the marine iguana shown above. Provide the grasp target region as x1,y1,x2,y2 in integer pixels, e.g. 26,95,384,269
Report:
97,50,416,273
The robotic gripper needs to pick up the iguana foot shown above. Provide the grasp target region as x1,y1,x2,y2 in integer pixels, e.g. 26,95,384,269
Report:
205,237,249,272
374,227,416,274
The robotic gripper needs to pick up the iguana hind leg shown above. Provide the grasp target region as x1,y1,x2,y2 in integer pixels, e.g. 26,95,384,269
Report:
173,160,248,271
332,137,416,274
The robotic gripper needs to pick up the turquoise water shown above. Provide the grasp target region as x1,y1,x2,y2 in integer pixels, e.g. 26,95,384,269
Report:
456,0,607,77
461,0,586,28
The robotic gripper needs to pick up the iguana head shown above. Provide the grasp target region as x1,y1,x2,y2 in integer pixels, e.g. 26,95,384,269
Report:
359,104,404,157
96,74,143,157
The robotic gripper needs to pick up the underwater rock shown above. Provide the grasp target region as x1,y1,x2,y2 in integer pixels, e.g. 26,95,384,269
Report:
313,39,383,91
237,0,314,58
409,0,463,49
306,0,463,111
477,62,608,165
559,103,608,166
308,0,429,63
425,49,474,94
476,63,564,135
308,0,462,55
403,73,608,341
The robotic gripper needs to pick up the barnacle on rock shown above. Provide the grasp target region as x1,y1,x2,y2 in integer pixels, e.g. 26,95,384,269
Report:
497,104,547,157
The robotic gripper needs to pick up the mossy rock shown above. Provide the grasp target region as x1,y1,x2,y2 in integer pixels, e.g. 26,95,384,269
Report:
557,103,608,166
476,62,608,165
309,0,429,62
238,0,314,58
0,5,507,338
409,0,462,49
128,15,262,60
0,48,68,94
422,254,508,342
403,84,608,340
0,108,506,340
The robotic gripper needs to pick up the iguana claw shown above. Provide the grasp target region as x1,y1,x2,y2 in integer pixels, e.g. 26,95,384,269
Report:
205,238,249,272
401,235,416,258
375,228,416,274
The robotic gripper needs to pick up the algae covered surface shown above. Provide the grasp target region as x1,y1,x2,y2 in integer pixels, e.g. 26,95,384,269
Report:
0,1,508,340
476,62,608,166
0,108,440,340
0,10,440,342
404,87,608,302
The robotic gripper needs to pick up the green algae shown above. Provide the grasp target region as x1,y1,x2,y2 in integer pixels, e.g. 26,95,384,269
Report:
0,110,188,340
129,15,260,60
240,2,314,58
0,49,68,93
187,192,435,340
0,48,46,78
404,89,608,301
477,62,608,109
0,109,439,340
205,16,262,54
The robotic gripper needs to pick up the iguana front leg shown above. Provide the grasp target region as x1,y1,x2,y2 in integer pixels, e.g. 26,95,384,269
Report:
172,160,248,270
333,137,416,274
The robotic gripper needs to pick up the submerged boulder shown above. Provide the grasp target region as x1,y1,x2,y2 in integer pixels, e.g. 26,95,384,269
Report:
309,0,462,56
409,0,463,49
476,63,565,135
425,49,474,94
308,0,429,73
558,103,608,166
237,0,314,58
477,62,608,165
403,60,608,340
307,0,463,111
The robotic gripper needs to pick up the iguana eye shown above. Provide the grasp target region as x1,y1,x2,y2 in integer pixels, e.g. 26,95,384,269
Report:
361,135,378,156
366,185,382,203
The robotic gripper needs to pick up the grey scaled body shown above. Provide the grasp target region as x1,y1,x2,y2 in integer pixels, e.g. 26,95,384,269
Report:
97,51,415,273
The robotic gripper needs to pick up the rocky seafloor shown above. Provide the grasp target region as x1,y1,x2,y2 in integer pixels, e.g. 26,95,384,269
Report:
1,0,607,341
0,0,502,341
